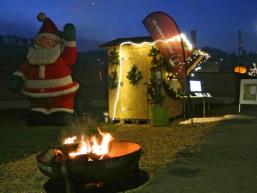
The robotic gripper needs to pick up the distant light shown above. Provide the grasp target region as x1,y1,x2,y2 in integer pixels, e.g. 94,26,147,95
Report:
191,73,195,77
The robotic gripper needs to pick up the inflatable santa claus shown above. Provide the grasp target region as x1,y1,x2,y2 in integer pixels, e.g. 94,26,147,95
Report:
9,13,79,126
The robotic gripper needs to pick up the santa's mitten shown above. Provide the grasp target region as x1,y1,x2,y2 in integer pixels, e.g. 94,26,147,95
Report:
63,23,76,41
8,76,24,92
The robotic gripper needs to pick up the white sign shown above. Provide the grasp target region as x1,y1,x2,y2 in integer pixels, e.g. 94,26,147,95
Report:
239,79,257,112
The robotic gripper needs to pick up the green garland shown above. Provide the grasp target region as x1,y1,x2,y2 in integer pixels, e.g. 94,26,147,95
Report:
108,48,119,89
108,48,119,66
148,46,163,66
127,65,143,85
147,75,165,106
162,80,184,99
108,69,118,89
147,47,165,105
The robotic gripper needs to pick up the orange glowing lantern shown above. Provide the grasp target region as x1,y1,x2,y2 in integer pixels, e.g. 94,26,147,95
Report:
234,65,247,74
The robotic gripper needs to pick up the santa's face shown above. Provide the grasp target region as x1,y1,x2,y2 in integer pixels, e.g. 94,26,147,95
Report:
27,34,63,66
34,35,61,48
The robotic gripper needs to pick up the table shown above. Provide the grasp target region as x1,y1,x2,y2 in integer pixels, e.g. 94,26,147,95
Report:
183,93,212,118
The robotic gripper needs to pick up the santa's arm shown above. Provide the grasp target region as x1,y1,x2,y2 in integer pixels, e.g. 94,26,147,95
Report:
61,23,77,66
9,63,26,92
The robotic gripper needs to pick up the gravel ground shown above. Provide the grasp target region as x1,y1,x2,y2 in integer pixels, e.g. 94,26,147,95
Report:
0,117,224,193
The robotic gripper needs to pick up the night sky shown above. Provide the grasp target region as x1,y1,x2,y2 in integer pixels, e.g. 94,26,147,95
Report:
0,0,256,53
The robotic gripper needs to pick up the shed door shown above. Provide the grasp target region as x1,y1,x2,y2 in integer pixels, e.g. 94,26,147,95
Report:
119,45,151,120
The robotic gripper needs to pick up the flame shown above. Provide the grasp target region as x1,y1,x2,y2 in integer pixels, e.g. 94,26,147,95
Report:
63,136,77,144
66,129,113,159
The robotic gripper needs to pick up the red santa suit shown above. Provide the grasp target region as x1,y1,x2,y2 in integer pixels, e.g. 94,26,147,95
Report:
13,14,79,115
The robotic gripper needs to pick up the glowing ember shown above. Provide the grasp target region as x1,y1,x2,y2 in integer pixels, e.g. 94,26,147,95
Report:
63,136,77,144
63,129,113,160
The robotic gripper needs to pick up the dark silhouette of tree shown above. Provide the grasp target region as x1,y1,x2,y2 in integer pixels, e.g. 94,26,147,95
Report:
0,34,30,71
201,47,257,72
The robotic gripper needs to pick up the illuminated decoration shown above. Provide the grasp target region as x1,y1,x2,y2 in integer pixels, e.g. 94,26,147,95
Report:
234,65,247,74
248,63,257,77
143,11,189,90
194,66,202,72
111,33,205,120
186,50,210,75
166,72,174,80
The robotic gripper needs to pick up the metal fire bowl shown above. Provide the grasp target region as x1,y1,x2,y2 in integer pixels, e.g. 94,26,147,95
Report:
36,140,141,183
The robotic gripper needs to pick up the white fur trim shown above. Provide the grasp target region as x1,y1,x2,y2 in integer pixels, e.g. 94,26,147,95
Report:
39,66,45,79
65,41,76,47
13,71,25,80
31,108,74,114
36,33,61,41
22,84,79,98
25,75,73,89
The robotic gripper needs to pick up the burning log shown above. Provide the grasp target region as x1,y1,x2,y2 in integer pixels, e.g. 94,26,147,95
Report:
62,129,113,161
68,152,111,162
37,128,142,186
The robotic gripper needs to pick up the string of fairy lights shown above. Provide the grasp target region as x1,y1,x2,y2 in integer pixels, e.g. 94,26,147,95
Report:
111,33,209,120
187,50,210,77
248,62,257,76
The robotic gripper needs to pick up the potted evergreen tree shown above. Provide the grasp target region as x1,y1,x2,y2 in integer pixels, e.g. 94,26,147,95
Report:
148,47,169,126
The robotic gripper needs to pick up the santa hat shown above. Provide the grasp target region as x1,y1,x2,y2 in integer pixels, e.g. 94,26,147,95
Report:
36,12,60,40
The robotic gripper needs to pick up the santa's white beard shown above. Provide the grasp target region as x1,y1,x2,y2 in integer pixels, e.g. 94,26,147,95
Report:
27,44,62,66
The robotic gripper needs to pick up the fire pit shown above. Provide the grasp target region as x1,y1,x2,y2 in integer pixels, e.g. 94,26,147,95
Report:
36,129,142,186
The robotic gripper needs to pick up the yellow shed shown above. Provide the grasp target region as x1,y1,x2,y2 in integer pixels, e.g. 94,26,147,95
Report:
100,37,183,122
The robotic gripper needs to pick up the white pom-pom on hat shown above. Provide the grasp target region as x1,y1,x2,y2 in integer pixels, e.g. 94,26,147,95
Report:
37,12,47,22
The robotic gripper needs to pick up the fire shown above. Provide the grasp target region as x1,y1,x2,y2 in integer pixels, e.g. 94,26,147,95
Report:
64,128,113,160
63,136,77,144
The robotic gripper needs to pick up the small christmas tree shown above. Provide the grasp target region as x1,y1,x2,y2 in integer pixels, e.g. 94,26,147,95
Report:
127,64,143,85
147,47,165,105
108,48,119,89
148,73,165,105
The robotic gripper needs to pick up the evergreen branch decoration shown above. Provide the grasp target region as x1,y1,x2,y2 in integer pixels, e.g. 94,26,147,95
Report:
127,64,143,85
162,80,177,98
147,46,165,106
148,46,162,65
162,80,184,99
147,75,165,106
148,46,160,57
108,48,119,66
108,69,118,89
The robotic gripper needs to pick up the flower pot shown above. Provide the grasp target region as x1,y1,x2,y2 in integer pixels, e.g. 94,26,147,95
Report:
150,106,169,126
